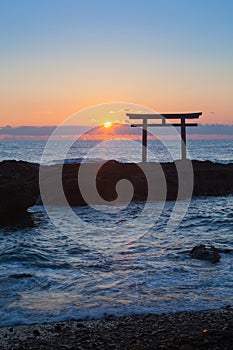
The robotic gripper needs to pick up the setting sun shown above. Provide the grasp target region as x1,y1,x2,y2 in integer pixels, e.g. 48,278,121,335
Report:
104,121,112,128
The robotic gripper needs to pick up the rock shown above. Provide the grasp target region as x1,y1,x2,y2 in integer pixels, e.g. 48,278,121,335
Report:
42,160,233,206
76,322,86,328
0,159,233,224
33,329,40,336
54,324,62,332
10,273,33,279
0,160,39,224
179,345,194,350
189,244,221,263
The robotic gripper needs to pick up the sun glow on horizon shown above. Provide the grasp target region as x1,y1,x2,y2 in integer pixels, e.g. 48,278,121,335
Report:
103,121,112,128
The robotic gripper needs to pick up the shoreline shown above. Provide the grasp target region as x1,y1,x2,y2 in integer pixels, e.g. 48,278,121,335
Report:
1,307,233,349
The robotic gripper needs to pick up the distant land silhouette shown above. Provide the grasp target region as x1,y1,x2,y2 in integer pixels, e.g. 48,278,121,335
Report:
0,124,233,138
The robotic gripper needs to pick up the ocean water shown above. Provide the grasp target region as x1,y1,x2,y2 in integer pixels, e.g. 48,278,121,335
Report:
0,138,233,327
0,138,233,164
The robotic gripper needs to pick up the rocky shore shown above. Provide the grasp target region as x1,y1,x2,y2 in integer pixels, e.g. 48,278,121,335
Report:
1,307,233,349
0,160,39,224
0,159,233,223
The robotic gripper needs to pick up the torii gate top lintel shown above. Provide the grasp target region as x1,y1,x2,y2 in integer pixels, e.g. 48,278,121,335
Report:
126,112,202,161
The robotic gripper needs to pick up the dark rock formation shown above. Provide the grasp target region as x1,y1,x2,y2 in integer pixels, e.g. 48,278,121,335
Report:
189,244,221,263
0,159,233,223
0,160,39,223
41,160,233,206
192,160,233,196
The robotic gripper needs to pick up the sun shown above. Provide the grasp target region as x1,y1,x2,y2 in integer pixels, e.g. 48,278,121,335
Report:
103,121,112,128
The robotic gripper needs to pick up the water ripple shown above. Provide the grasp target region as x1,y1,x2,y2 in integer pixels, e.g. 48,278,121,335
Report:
0,195,233,326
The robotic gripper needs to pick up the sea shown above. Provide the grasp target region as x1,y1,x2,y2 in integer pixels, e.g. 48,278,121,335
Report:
0,138,233,327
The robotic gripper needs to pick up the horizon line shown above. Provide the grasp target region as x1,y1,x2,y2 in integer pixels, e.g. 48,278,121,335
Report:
1,122,233,129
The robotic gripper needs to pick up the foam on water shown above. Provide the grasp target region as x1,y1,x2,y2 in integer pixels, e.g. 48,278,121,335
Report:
0,138,232,326
0,196,233,326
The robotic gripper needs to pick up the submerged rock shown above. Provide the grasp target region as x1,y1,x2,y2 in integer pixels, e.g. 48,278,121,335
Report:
10,273,33,279
189,244,221,263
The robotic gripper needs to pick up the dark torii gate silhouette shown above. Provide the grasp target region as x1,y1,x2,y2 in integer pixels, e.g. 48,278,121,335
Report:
127,112,202,162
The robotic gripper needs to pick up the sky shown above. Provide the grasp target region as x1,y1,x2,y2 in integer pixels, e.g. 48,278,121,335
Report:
1,0,233,127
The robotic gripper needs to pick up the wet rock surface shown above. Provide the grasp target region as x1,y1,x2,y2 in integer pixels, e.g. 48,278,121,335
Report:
0,307,233,349
0,160,39,224
39,159,233,207
1,159,233,223
189,244,221,263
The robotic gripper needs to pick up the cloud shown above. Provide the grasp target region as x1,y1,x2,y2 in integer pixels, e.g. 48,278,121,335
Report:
0,124,232,138
0,125,87,136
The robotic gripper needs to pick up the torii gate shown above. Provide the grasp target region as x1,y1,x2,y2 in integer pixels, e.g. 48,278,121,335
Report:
127,112,202,162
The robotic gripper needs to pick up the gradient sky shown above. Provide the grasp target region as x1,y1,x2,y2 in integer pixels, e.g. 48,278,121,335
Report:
1,0,233,126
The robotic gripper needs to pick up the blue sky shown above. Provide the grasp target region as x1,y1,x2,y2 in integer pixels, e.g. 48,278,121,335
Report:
0,0,233,126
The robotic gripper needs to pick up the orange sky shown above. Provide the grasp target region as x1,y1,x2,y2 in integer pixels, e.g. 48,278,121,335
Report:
1,73,232,126
0,96,232,127
1,1,233,127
